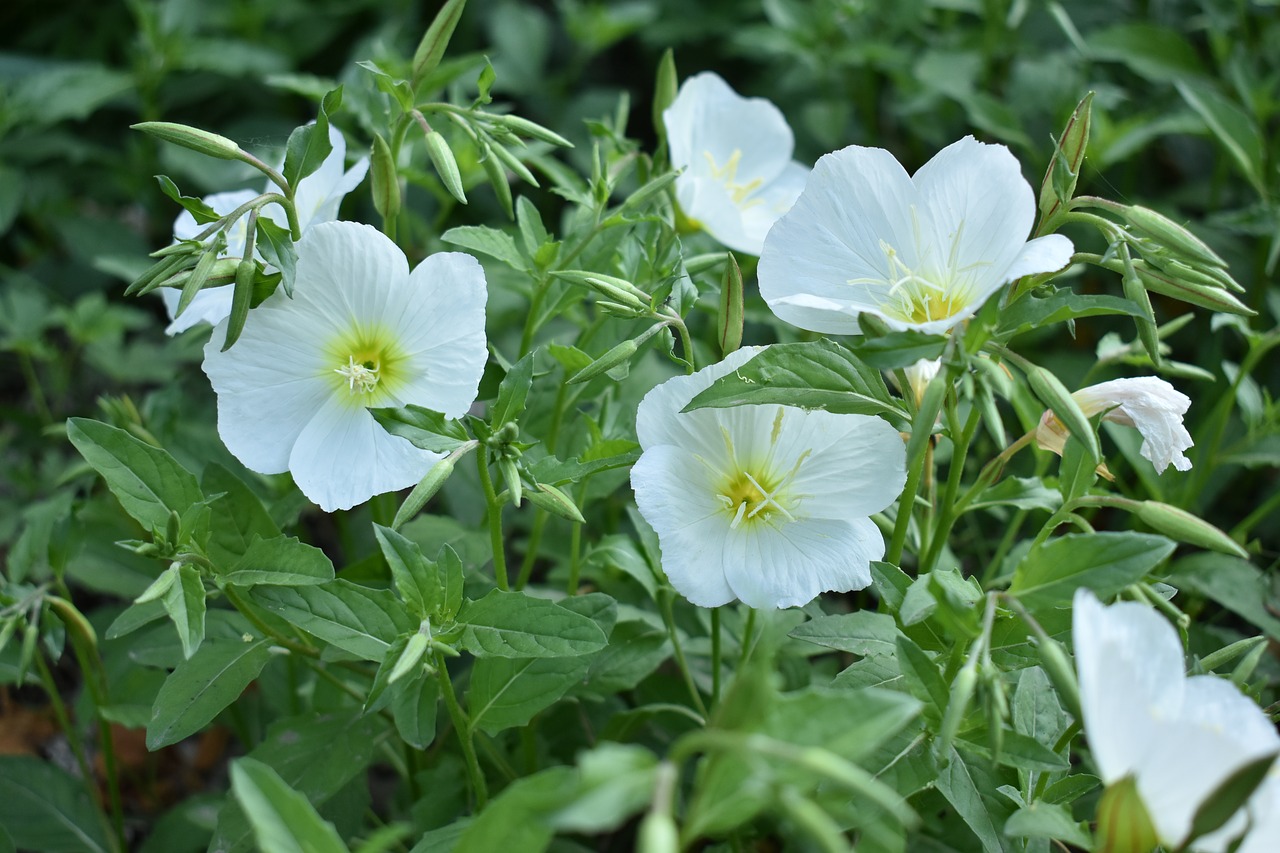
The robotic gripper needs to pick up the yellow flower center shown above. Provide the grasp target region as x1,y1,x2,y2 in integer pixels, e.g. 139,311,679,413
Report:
325,324,408,406
703,411,809,530
704,149,764,209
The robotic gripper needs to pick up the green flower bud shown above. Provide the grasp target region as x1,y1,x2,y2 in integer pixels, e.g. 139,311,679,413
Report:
1026,364,1100,463
393,448,470,530
497,115,573,148
1135,501,1247,558
1034,636,1082,721
525,482,586,524
636,810,680,853
371,132,402,220
132,122,242,160
1096,776,1159,853
424,130,466,204
1038,92,1094,225
1124,205,1226,269
718,252,744,356
389,630,430,684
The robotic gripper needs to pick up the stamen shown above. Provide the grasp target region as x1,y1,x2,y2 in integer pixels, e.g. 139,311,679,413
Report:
335,355,380,394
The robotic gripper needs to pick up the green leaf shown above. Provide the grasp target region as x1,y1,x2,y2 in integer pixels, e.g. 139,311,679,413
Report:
0,756,110,853
255,218,297,297
202,464,280,568
1168,553,1280,642
373,404,471,453
230,758,347,853
251,581,416,661
67,418,204,531
391,671,439,749
766,687,923,765
959,731,1070,772
163,564,206,660
1003,801,1093,847
454,590,609,658
894,635,949,723
220,535,335,588
527,447,642,487
147,638,273,749
849,330,948,369
209,713,384,853
1088,23,1204,82
789,611,904,657
442,225,527,270
550,743,658,833
374,524,441,618
998,290,1141,338
970,477,1062,512
436,545,465,622
1176,79,1268,196
155,175,220,223
1010,532,1175,610
454,768,576,853
935,746,1011,853
491,352,534,428
281,86,341,189
684,340,905,422
468,655,592,735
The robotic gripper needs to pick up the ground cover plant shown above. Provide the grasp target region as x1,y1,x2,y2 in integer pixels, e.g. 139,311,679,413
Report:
2,0,1280,851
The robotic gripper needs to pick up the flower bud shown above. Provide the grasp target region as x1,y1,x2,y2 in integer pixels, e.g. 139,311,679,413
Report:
652,48,678,143
1033,636,1082,721
135,565,179,604
1096,776,1159,853
389,630,430,684
497,115,573,148
525,482,586,524
717,252,744,356
1038,92,1094,224
1026,365,1100,462
937,664,978,754
424,130,466,204
498,456,522,507
393,448,469,530
1135,262,1253,316
371,132,402,220
1124,205,1226,269
1134,500,1247,558
636,810,680,853
480,144,514,218
132,122,242,160
489,142,538,188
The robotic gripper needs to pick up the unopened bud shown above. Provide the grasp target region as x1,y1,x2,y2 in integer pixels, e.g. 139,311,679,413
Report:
135,565,179,604
568,339,639,384
1096,776,1159,853
652,48,678,143
392,448,469,530
718,253,744,355
938,664,978,754
1033,636,1082,721
1025,365,1100,462
371,132,402,220
1038,92,1094,224
498,457,522,508
1135,501,1247,558
1125,205,1226,269
525,482,586,524
498,115,573,148
636,810,679,853
389,631,430,684
424,130,466,204
133,122,242,160
489,142,538,188
1135,264,1253,315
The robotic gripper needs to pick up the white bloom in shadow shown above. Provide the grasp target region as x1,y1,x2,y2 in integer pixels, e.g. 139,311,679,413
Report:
759,136,1074,335
1073,589,1278,851
164,124,369,334
1036,376,1193,473
630,348,907,609
664,73,808,256
203,221,486,512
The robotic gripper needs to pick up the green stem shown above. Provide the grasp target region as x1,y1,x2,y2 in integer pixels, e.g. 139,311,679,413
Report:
18,351,53,424
223,586,316,656
35,653,123,853
61,618,124,847
659,591,708,720
515,511,547,590
1231,485,1280,541
920,402,983,573
476,451,509,591
887,455,927,568
437,652,488,809
738,609,758,670
710,608,722,708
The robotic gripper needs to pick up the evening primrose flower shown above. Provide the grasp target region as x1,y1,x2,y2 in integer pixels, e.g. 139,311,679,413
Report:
759,136,1074,335
164,124,369,334
202,221,487,512
663,72,808,256
1036,377,1193,473
1073,589,1279,852
630,347,907,609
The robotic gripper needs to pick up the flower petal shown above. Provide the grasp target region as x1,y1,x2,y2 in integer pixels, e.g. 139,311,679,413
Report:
738,160,810,255
664,72,794,188
202,295,337,474
1072,589,1186,786
293,221,411,332
724,516,883,609
630,444,736,607
289,394,443,512
391,251,489,418
1004,233,1074,282
1077,377,1193,473
635,346,763,451
912,135,1035,302
759,145,919,334
781,409,907,518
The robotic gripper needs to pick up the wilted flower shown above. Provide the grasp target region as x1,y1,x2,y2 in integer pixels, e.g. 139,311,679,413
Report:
164,124,369,334
663,72,808,256
759,136,1074,335
630,347,907,609
1036,377,1193,473
202,221,487,512
1073,589,1278,851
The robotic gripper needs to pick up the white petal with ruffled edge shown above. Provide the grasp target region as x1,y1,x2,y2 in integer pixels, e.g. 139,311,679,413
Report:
1076,377,1194,473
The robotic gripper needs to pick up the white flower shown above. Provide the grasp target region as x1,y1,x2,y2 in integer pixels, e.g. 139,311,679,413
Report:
759,136,1074,335
1036,376,1193,473
902,357,942,406
663,72,809,256
1073,589,1279,850
629,347,907,609
202,221,487,512
164,124,369,334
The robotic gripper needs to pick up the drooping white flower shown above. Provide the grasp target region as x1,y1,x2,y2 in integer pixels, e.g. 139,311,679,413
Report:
630,347,907,609
1073,589,1279,851
164,124,369,334
1036,376,1193,473
202,221,487,512
758,136,1074,335
663,72,809,256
